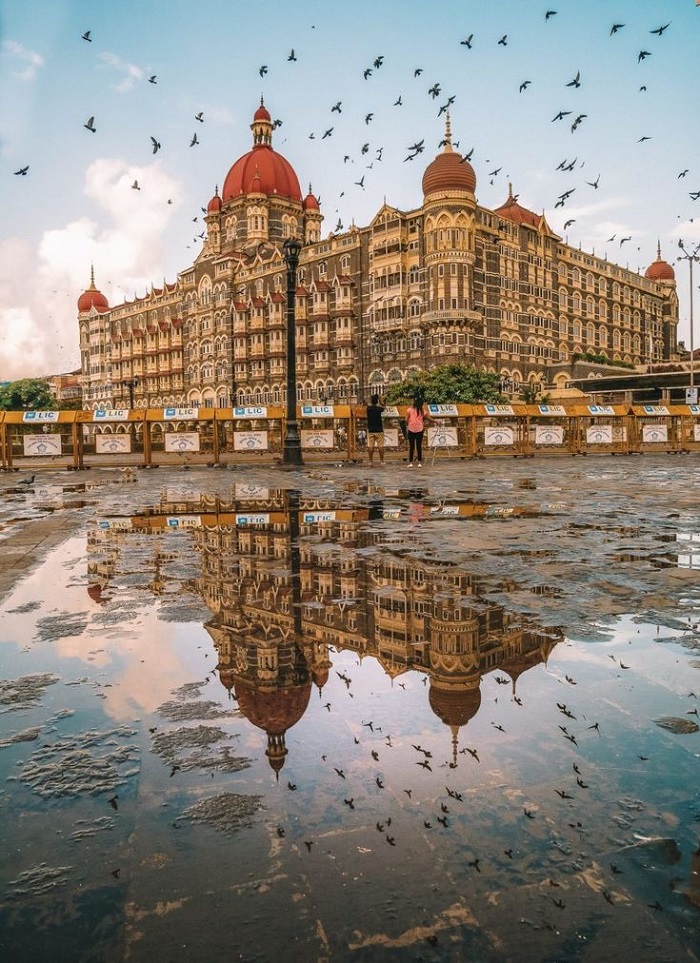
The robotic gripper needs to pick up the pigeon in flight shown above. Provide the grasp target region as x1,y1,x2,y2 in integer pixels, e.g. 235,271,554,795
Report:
650,23,671,36
190,132,199,146
195,112,204,122
288,49,297,61
131,180,140,190
84,116,96,132
82,30,92,42
460,34,473,48
14,166,29,175
148,75,157,84
150,136,161,154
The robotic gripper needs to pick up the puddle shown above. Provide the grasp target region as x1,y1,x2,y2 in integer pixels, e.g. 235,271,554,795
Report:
0,460,699,961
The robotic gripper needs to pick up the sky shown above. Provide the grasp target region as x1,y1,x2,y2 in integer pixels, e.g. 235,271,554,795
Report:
2,0,700,381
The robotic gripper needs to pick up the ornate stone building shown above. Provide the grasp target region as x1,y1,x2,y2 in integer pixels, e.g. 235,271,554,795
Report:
78,101,679,410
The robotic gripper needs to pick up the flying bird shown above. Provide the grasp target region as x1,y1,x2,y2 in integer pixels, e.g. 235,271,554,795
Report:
14,166,29,175
84,115,97,132
287,49,297,61
190,133,199,146
610,23,625,35
552,110,571,122
322,127,334,138
619,236,631,246
638,50,651,62
689,191,700,201
638,135,652,142
394,95,402,106
131,180,140,190
331,101,342,113
365,113,373,124
259,65,268,76
148,75,157,84
428,83,441,99
566,70,581,88
414,68,423,76
81,30,92,42
545,10,557,19
497,35,508,46
354,175,365,188
650,23,671,36
150,136,161,154
374,55,384,68
460,34,473,48
586,174,600,188
195,112,204,122
564,218,576,229
519,80,531,92
571,113,587,132
363,68,372,79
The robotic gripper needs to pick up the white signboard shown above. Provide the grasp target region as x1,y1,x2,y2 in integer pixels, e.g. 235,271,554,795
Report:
166,515,202,528
22,411,59,423
163,407,198,420
693,425,700,442
164,432,200,452
588,405,615,415
535,425,565,445
642,424,668,443
233,431,269,451
301,405,335,418
686,388,699,405
428,404,459,416
235,513,271,525
303,511,337,523
382,428,400,449
301,429,335,449
484,426,514,446
23,434,62,455
96,434,132,454
427,426,458,448
642,405,670,415
232,406,268,418
538,405,566,416
485,404,514,415
382,406,400,418
93,409,130,421
586,425,613,444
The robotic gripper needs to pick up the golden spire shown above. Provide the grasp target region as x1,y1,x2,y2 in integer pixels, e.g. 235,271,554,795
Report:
657,239,662,260
443,111,453,152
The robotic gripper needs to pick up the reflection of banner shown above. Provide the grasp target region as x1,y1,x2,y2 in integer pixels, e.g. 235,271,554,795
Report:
612,426,627,442
23,434,62,455
301,429,334,449
427,426,458,448
383,428,400,448
535,425,564,445
233,431,268,451
642,424,668,443
586,425,613,444
694,425,700,442
164,432,200,452
484,426,514,446
96,434,132,453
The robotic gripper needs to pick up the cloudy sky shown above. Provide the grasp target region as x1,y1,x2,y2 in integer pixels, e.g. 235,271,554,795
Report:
2,0,700,380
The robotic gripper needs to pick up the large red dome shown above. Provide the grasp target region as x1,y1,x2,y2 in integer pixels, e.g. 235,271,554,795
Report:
222,101,302,202
422,115,476,196
645,243,675,281
78,270,109,313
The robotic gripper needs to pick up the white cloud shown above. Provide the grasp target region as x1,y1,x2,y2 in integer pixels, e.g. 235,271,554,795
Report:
0,158,182,382
1,40,44,81
99,51,144,92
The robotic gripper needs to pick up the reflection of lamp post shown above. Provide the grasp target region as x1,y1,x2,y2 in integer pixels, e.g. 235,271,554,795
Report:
678,239,700,391
283,237,303,465
124,377,139,408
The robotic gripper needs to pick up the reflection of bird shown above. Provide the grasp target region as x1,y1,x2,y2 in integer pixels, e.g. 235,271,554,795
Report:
84,116,97,132
108,795,118,810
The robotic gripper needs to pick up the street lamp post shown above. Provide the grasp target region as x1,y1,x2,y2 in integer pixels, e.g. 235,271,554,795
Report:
678,239,700,392
283,237,303,465
125,377,139,408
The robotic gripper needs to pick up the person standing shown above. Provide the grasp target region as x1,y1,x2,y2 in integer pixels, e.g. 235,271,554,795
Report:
405,395,429,467
366,393,385,464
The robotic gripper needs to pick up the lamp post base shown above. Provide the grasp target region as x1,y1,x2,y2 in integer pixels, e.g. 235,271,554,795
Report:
282,420,303,465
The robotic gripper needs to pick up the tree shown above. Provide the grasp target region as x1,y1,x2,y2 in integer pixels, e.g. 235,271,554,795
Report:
383,364,504,405
0,379,56,411
519,382,551,405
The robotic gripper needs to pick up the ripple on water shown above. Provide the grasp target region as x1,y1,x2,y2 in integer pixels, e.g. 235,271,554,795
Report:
5,863,73,900
180,792,263,836
0,674,60,714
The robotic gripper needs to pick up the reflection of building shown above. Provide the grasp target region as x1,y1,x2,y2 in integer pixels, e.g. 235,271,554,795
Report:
88,485,562,769
79,101,678,411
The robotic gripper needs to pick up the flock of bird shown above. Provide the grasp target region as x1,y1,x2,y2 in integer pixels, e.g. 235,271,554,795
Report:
8,11,698,264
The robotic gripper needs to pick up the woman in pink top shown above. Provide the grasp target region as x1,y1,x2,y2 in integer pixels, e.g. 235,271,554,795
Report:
405,395,429,466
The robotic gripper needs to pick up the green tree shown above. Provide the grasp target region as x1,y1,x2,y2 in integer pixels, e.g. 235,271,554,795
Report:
0,378,56,411
519,382,551,405
384,364,504,405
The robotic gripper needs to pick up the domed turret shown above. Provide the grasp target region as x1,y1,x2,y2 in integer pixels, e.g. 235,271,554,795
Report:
422,114,476,197
78,266,109,313
207,186,222,214
645,241,676,282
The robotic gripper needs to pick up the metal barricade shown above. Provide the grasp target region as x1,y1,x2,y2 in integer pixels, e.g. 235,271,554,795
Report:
630,404,680,454
216,405,284,463
571,404,632,455
1,410,80,471
145,406,216,466
299,404,352,461
523,404,578,457
77,408,146,468
676,403,700,452
474,404,528,458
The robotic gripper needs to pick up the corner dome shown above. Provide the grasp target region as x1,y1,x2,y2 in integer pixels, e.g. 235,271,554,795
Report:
207,186,222,214
422,114,476,196
495,185,540,228
222,100,302,203
303,185,320,211
645,242,675,281
78,268,109,313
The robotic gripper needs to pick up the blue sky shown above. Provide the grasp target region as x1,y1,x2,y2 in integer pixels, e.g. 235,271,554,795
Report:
2,0,700,379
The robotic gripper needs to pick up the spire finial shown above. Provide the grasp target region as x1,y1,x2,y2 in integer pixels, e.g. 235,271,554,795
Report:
444,112,453,152
657,238,662,260
90,263,96,289
508,182,514,201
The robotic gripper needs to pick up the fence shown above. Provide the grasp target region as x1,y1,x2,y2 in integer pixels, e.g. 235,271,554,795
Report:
2,402,700,470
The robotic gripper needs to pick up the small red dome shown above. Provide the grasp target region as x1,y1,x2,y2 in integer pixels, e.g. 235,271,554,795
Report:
303,188,320,211
78,270,109,313
207,188,222,213
645,244,675,281
254,102,271,122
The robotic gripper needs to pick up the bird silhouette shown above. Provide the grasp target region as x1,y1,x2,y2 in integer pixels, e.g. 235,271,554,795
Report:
571,113,587,132
354,176,365,189
586,173,601,188
190,133,199,146
394,95,402,106
564,219,576,230
148,75,157,84
14,166,29,175
566,70,581,88
690,191,700,201
150,136,161,154
545,10,557,19
331,101,342,113
638,50,651,62
363,68,372,79
195,112,204,122
259,65,268,76
360,143,370,154
131,180,140,190
84,116,97,132
610,23,625,34
108,795,118,810
428,83,441,98
373,55,384,68
638,135,652,142
365,113,373,124
497,35,508,46
287,49,297,61
650,23,671,36
82,30,92,42
322,128,333,138
460,34,473,48
519,80,531,92
304,840,313,852
414,67,423,76
552,110,571,122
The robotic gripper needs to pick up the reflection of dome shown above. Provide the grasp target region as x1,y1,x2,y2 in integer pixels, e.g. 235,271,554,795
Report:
428,680,481,728
222,100,302,202
422,114,476,196
87,583,106,605
78,267,109,313
235,680,312,773
645,241,675,281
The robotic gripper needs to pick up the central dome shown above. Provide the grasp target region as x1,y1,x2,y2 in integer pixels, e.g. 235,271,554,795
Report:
222,100,302,202
422,114,476,196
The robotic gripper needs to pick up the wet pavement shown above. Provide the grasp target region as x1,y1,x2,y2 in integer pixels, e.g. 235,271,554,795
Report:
0,457,699,962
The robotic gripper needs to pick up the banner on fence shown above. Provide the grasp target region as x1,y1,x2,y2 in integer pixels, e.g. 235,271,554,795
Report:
642,424,668,443
428,426,458,448
534,425,565,445
301,429,334,449
484,426,514,446
96,434,132,454
23,434,62,455
164,432,200,452
233,431,269,451
586,425,613,444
